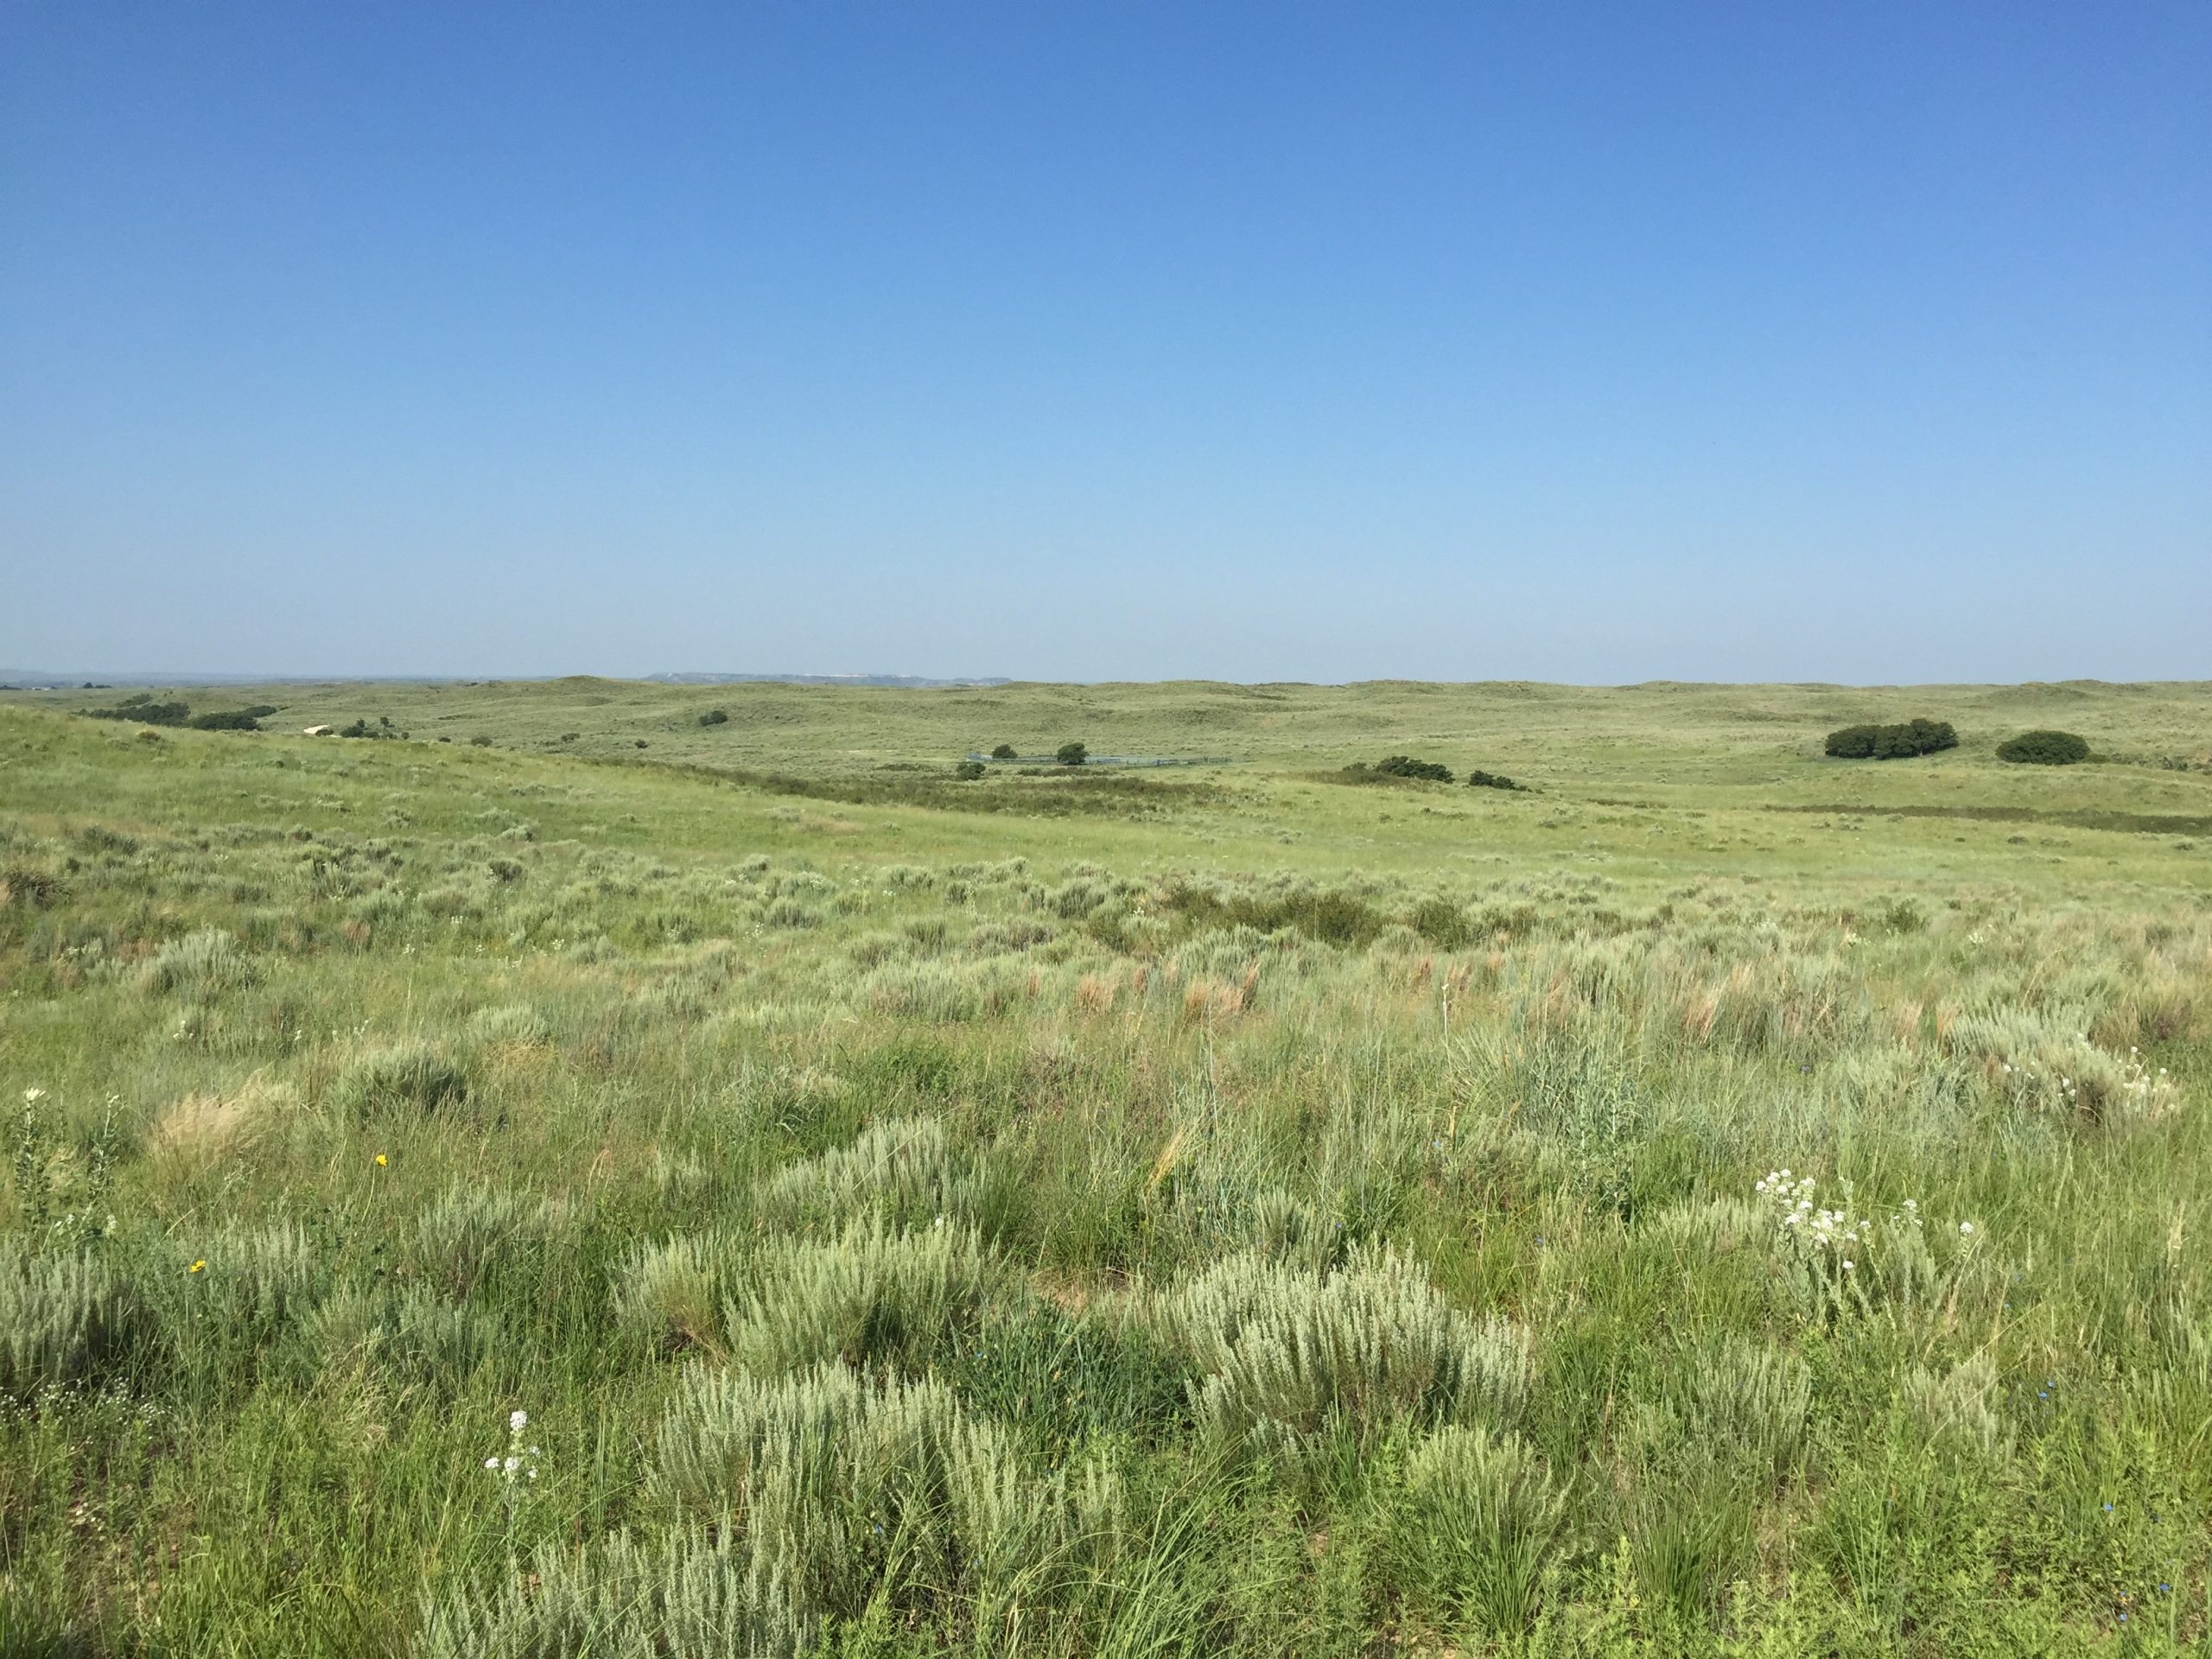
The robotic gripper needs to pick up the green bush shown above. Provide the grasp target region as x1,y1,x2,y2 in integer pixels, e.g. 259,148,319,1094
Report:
1056,741,1088,766
990,743,1017,760
186,710,262,731
85,694,191,726
613,1232,739,1351
1465,769,1524,791
698,709,729,727
1997,729,2089,766
955,759,986,780
1824,718,1958,759
1374,755,1454,782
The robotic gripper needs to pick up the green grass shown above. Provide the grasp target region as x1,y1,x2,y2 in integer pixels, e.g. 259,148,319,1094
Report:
0,678,2209,1656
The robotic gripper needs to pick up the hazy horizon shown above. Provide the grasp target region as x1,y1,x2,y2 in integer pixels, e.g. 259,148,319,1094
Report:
6,3,2207,683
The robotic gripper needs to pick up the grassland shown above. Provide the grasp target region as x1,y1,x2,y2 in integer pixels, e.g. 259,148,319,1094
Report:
1,677,2209,1656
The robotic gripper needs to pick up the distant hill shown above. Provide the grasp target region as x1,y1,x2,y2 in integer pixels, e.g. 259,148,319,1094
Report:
645,672,1013,689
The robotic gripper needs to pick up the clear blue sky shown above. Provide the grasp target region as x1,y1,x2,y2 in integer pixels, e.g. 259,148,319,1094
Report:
4,3,2206,683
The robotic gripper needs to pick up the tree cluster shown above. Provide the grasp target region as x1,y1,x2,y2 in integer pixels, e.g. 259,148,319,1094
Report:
1823,718,1958,760
1997,729,2090,766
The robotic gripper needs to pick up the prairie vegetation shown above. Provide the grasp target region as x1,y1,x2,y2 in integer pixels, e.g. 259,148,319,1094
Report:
0,678,2209,1656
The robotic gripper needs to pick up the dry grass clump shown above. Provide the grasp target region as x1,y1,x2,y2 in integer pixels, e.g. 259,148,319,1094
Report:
144,1076,296,1177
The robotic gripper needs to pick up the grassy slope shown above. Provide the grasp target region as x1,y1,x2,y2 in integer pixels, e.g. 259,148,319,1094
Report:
1,682,2209,1657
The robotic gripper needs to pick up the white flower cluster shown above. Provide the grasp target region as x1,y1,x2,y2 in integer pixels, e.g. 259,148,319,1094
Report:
484,1408,540,1485
2118,1047,2180,1116
1757,1170,1862,1270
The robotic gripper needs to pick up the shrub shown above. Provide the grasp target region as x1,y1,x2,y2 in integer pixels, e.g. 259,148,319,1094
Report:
408,1184,550,1299
1374,755,1453,782
470,734,494,747
1824,718,1958,760
1674,1335,1811,1484
186,710,261,731
699,709,729,727
1465,769,1524,791
421,1529,761,1659
955,759,986,780
334,1042,469,1118
1392,1425,1567,1633
990,743,1017,760
142,928,256,997
758,1117,1008,1235
0,1246,162,1398
651,1362,1121,1651
1997,729,2089,766
467,1003,550,1047
723,1219,999,1376
1902,1351,2009,1461
613,1232,740,1351
180,1222,324,1363
1151,1244,1531,1456
85,695,190,726
1056,741,1088,766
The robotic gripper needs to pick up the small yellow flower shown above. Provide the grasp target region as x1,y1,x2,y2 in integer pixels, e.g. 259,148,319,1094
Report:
375,1154,388,1167
188,1259,206,1274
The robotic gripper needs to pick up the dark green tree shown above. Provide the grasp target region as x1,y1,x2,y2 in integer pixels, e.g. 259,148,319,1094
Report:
1997,729,2089,766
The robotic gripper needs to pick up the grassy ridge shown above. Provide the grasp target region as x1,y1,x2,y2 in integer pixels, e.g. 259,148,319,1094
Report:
1,683,2209,1656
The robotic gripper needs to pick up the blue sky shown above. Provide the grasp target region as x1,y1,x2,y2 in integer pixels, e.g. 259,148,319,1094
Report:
3,3,2206,682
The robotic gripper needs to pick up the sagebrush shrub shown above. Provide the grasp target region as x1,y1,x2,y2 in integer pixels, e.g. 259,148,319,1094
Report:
724,1218,998,1375
408,1185,554,1300
1903,1351,2009,1462
334,1043,469,1118
757,1117,1007,1235
1675,1335,1811,1483
142,928,256,997
467,1002,551,1047
652,1362,1122,1652
0,1246,161,1397
612,1232,739,1352
421,1529,760,1659
1152,1244,1530,1454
